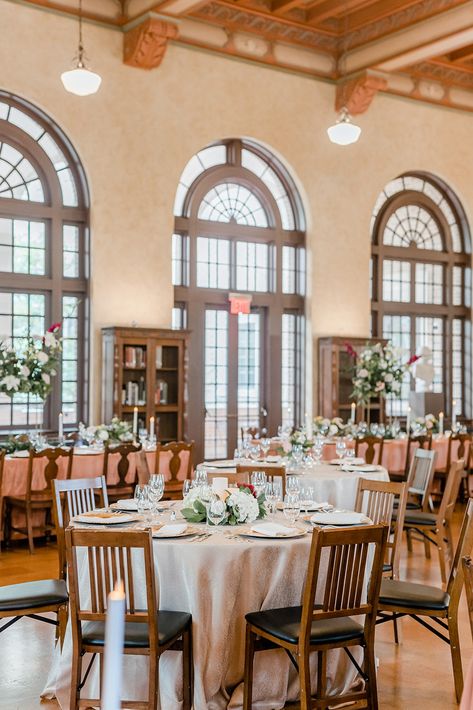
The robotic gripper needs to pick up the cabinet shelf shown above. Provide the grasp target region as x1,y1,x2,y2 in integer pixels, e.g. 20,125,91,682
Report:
102,327,190,444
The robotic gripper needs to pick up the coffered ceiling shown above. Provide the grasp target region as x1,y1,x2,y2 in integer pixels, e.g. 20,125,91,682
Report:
10,0,473,113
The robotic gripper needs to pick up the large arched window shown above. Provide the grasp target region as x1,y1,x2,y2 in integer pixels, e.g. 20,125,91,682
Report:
0,92,89,431
173,138,306,459
371,172,471,418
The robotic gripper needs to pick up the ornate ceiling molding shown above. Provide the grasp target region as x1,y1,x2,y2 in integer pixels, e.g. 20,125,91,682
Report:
335,72,388,114
123,16,179,68
407,59,473,87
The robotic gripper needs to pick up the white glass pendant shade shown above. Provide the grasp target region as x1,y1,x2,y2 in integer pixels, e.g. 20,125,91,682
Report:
327,107,361,145
61,64,102,96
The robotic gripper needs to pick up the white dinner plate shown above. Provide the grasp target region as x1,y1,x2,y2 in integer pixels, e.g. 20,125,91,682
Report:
73,447,103,456
345,465,378,473
202,460,235,469
10,450,30,458
276,501,333,513
329,458,365,466
310,511,371,526
239,526,308,539
74,511,139,525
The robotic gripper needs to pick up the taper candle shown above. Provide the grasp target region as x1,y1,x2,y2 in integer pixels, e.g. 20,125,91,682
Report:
439,411,444,436
351,402,356,424
132,406,138,436
102,583,125,710
149,416,155,438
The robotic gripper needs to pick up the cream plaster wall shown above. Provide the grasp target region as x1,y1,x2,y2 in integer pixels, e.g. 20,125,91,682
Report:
0,0,472,422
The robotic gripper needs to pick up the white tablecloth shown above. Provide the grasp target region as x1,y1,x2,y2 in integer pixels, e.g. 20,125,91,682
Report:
299,463,389,509
43,511,367,709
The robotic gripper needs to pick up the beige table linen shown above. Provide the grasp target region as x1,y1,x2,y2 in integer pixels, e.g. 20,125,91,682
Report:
43,513,366,710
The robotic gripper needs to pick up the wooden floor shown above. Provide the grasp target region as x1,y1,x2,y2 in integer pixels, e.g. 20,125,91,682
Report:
0,512,472,709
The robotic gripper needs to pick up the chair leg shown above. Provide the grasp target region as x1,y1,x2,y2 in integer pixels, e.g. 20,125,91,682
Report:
406,529,413,553
423,535,431,560
243,625,256,710
315,649,326,703
448,615,463,703
69,649,83,710
26,507,35,554
364,641,379,710
182,625,193,710
392,613,403,645
149,649,158,710
437,533,448,586
300,647,313,710
56,603,68,648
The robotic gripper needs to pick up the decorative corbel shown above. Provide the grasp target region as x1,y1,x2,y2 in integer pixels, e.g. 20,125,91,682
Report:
124,17,179,70
335,72,387,115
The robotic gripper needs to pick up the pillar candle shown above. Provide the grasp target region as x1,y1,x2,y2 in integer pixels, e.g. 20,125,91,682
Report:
439,411,444,436
132,406,138,435
350,402,356,424
212,477,228,492
58,412,63,440
102,583,125,710
452,401,457,429
149,416,155,438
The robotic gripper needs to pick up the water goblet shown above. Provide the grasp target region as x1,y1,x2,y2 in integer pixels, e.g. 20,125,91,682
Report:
283,493,300,526
148,474,164,519
264,482,278,516
207,494,226,527
135,483,151,517
182,479,192,498
335,438,347,463
251,471,267,497
300,485,314,515
260,438,271,459
291,444,304,468
286,475,301,496
194,467,208,488
249,444,261,462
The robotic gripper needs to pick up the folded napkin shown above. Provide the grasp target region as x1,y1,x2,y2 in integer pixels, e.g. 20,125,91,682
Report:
154,523,187,536
346,465,378,473
251,522,295,536
310,511,369,526
329,457,365,466
115,499,139,511
310,501,331,511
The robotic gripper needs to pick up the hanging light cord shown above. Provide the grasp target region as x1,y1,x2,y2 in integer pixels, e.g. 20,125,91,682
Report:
77,0,84,67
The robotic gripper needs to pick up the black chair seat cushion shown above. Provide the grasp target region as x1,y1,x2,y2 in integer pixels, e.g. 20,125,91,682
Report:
403,511,437,527
379,579,449,611
0,579,68,612
245,605,363,646
82,610,191,648
383,562,392,573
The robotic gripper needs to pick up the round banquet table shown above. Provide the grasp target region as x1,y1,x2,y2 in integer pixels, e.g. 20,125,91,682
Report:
43,511,367,710
297,462,389,508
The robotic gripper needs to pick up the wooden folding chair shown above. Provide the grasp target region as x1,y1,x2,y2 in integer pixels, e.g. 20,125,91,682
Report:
52,476,108,580
4,447,73,553
243,524,388,709
66,526,193,710
377,499,473,703
355,435,384,465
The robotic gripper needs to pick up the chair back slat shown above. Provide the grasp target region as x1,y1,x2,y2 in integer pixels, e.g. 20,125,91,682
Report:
406,448,436,510
300,525,388,638
404,434,432,477
354,436,384,465
156,441,194,486
446,434,472,473
66,528,156,631
103,442,142,488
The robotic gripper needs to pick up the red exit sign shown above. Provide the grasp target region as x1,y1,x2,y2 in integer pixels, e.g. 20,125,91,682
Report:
229,292,252,315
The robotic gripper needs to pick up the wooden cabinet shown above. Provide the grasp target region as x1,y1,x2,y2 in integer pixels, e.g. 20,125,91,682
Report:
318,336,386,422
101,327,189,443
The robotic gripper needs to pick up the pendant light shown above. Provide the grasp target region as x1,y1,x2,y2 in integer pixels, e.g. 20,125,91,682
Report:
327,107,361,145
61,0,102,96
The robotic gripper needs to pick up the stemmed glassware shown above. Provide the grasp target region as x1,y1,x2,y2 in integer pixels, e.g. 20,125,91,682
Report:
182,479,192,498
335,438,347,463
291,444,304,469
135,483,151,517
343,447,356,470
286,475,301,497
299,485,314,515
148,474,165,519
260,438,271,459
207,493,226,527
251,471,267,497
265,481,282,516
194,467,208,488
249,444,261,462
312,435,324,466
283,493,300,526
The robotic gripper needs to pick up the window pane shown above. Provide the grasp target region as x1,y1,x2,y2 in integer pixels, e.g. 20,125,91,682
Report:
0,142,44,203
415,263,443,304
238,312,260,435
415,317,443,393
198,183,268,227
57,167,78,207
236,241,270,292
382,314,411,416
204,309,228,459
282,246,296,294
62,296,80,426
196,237,230,289
382,260,410,302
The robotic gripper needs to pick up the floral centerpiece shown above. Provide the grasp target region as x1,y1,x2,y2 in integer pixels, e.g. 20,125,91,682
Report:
346,341,420,421
412,413,438,434
313,416,346,437
78,416,134,445
0,323,62,398
181,483,266,525
289,427,313,450
0,433,32,455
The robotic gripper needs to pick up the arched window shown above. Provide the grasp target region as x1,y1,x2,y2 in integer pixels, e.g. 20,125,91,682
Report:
0,92,89,431
371,172,471,418
173,138,306,459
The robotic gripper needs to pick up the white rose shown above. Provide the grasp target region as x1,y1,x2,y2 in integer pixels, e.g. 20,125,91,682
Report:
328,424,338,437
37,351,48,364
42,373,50,384
1,375,20,391
384,373,393,383
44,332,57,348
97,429,109,441
20,365,30,377
358,368,369,378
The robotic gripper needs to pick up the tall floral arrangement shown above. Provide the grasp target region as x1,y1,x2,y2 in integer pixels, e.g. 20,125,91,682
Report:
181,483,266,525
0,323,62,399
346,341,419,407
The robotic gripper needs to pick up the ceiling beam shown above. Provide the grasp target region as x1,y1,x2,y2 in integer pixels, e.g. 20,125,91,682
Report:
448,44,473,62
342,0,473,74
306,0,361,26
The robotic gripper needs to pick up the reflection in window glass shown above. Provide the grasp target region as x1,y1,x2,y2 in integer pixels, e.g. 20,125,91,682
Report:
196,237,230,289
204,309,228,459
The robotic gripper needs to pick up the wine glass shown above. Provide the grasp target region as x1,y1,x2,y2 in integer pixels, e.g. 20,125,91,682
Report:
148,474,164,519
286,475,301,496
182,479,192,498
312,436,324,466
207,494,226,527
194,467,208,488
300,485,314,515
264,482,278,516
291,444,304,469
283,493,300,526
249,444,261,462
335,438,346,464
251,471,267,497
260,437,271,459
135,483,151,517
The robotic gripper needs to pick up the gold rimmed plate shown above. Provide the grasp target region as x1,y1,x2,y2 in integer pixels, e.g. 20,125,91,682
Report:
74,511,139,525
151,524,202,539
238,526,308,539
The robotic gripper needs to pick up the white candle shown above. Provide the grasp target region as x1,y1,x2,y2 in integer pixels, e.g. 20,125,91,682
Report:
58,412,63,440
102,583,125,710
351,402,356,424
149,416,155,438
212,477,228,492
304,412,313,439
132,406,138,436
406,406,411,434
439,411,444,436
452,401,457,429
